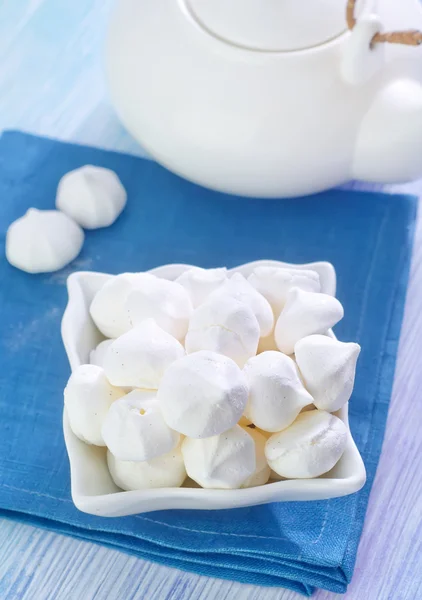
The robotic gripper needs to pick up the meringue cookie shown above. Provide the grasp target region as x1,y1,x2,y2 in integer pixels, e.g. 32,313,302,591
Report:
275,288,344,355
102,389,180,461
64,364,125,446
210,273,274,337
176,266,228,308
89,339,114,368
295,335,361,412
265,410,348,479
56,165,127,229
185,295,260,367
182,425,256,489
6,208,84,274
240,427,271,488
90,272,155,338
107,445,186,491
126,277,193,342
248,267,321,317
243,351,313,432
103,319,185,389
158,351,248,438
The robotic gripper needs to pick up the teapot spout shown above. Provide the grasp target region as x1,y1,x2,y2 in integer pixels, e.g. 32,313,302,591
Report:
353,79,422,183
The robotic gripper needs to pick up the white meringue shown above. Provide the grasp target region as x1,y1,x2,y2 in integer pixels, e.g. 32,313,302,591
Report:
240,427,271,488
182,425,256,489
102,389,180,461
295,335,361,412
107,445,186,491
6,208,84,274
248,267,321,317
176,266,228,308
210,273,274,337
158,351,248,438
265,410,348,479
56,165,127,229
126,277,193,342
275,288,344,355
89,339,114,368
64,364,125,446
90,272,155,339
185,294,260,368
243,351,313,432
103,319,185,389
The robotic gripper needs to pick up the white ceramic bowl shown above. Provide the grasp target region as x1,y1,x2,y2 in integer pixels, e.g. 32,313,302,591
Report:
61,260,366,516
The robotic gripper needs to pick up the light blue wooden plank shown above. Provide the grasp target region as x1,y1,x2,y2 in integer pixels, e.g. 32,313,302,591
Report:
0,0,144,156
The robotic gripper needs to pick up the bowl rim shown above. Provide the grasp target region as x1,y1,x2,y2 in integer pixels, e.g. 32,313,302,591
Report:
61,260,366,515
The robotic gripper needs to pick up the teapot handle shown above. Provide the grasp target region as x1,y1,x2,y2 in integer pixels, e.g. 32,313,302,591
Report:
342,0,422,85
341,14,385,85
346,0,422,46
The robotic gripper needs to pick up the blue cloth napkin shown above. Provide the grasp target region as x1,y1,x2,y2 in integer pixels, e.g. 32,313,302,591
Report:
0,131,417,596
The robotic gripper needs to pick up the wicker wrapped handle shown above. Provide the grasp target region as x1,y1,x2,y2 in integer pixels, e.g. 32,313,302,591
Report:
346,0,422,46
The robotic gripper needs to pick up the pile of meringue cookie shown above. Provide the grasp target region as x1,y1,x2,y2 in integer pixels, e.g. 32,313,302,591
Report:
64,266,361,492
6,166,126,274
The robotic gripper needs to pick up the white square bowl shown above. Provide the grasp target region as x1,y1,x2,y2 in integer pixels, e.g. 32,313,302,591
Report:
61,260,366,517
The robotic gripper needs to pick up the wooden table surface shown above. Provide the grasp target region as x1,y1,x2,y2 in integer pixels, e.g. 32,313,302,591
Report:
0,2,421,599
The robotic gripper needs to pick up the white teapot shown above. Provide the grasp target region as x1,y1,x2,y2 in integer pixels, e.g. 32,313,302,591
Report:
107,0,422,197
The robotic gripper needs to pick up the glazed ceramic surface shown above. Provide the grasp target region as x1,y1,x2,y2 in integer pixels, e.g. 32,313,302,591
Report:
61,260,366,517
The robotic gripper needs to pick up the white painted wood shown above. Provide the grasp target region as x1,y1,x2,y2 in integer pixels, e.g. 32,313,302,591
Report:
0,1,421,599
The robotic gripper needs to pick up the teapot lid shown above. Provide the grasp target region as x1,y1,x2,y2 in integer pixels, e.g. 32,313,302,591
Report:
186,0,364,51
